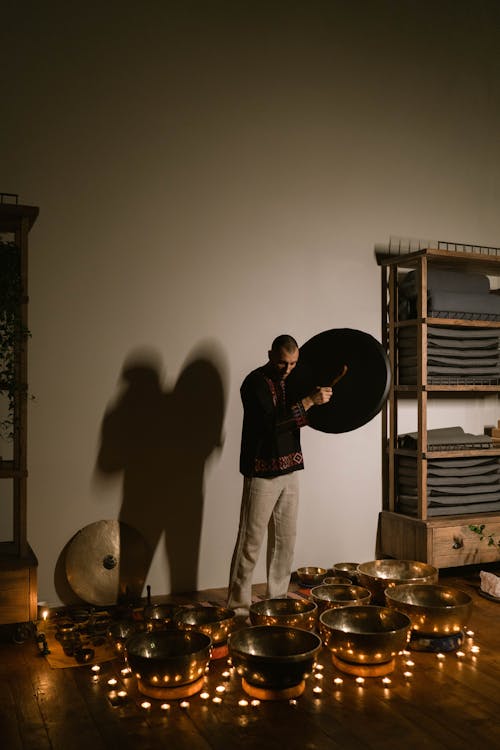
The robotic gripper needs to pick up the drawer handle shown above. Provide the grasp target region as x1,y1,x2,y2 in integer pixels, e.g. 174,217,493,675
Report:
452,537,464,550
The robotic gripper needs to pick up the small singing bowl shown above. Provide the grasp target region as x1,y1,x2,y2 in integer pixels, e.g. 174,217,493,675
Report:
357,560,439,604
107,620,138,655
125,630,212,694
332,562,359,581
296,566,328,587
311,584,372,615
385,584,473,637
249,598,318,631
228,625,322,691
176,606,237,646
324,576,354,586
319,605,412,665
143,603,180,631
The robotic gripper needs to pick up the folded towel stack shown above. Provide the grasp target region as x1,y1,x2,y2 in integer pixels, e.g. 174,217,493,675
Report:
396,428,500,517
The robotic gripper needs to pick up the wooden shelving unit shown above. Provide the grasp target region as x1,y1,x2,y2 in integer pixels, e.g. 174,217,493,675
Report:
0,200,39,625
378,247,500,568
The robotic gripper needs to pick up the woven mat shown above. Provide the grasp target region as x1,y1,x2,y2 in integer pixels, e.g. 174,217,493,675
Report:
41,623,116,669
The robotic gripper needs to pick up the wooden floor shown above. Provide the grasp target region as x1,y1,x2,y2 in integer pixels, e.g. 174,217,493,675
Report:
1,567,500,750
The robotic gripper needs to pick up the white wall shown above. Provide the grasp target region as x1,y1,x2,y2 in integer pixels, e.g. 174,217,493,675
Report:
2,0,500,605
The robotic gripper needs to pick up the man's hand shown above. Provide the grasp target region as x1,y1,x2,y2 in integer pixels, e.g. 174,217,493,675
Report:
302,386,333,411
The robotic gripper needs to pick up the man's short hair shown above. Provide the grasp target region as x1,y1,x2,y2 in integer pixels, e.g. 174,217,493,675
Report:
271,334,298,353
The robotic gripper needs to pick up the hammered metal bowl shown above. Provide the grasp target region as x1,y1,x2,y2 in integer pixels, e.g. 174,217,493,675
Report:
107,619,139,655
332,562,359,581
311,584,372,615
357,560,439,603
143,603,181,631
125,630,212,693
296,566,328,587
319,605,412,665
249,598,317,631
176,606,237,646
385,584,473,636
228,625,322,691
323,576,353,586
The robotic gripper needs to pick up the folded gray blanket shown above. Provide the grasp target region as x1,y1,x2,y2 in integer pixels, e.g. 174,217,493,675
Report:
397,499,500,517
399,269,490,296
398,426,494,450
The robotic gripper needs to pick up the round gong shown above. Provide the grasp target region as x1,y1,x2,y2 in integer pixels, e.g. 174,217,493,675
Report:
65,520,150,606
289,328,390,433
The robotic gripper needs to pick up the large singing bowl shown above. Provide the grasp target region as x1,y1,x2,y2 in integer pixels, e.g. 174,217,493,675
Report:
385,584,473,636
125,630,212,693
319,605,412,665
228,626,322,691
287,328,390,433
175,606,237,646
249,598,318,631
357,560,439,604
311,584,372,615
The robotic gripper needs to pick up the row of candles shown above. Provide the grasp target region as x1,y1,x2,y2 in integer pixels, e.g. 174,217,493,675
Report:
87,628,480,712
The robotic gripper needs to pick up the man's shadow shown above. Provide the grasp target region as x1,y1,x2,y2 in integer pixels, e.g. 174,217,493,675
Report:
95,342,227,599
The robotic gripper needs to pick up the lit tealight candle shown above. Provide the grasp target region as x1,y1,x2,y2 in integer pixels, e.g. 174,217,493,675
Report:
456,651,465,658
315,664,324,671
91,665,101,673
238,699,249,707
107,678,118,686
405,660,415,667
215,685,226,694
141,701,151,710
355,677,365,685
466,630,474,637
121,667,131,676
251,699,260,707
180,701,189,710
222,670,231,678
200,692,210,700
117,690,127,698
403,671,413,678
313,686,323,694
436,653,445,660
471,645,480,654
213,696,222,704
314,672,324,680
333,677,344,685
160,703,170,711
92,675,99,683
289,699,297,706
382,677,391,685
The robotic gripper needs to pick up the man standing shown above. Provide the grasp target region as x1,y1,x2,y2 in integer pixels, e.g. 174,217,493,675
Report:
227,334,332,618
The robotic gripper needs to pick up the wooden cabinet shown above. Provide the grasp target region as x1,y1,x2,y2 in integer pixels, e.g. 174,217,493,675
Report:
378,247,500,567
0,199,38,624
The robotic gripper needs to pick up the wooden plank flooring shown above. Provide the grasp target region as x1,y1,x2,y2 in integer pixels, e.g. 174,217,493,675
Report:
1,567,499,750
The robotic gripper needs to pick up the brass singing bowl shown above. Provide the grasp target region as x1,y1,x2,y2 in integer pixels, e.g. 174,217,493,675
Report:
143,603,181,631
332,562,359,581
311,584,372,615
323,576,353,586
296,566,328,587
357,560,439,604
249,598,317,631
319,605,412,665
176,606,237,646
384,584,473,636
125,630,212,690
107,620,138,655
228,626,322,691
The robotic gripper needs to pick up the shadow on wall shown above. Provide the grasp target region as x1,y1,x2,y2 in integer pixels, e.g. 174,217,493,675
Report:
92,341,227,598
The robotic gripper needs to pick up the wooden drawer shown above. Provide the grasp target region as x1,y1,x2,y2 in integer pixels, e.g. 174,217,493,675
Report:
432,521,500,568
0,552,38,624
